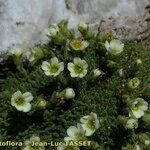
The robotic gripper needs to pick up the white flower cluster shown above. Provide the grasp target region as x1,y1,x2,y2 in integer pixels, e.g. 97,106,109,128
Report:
120,77,148,130
128,78,148,120
57,112,100,150
41,57,88,78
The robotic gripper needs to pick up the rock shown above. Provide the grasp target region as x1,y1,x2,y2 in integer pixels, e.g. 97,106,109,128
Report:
0,0,53,54
0,0,149,54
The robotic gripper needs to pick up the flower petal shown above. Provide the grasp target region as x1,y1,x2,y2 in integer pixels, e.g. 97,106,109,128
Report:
80,115,89,123
58,62,64,72
45,71,51,76
67,63,74,72
64,136,74,142
67,126,78,137
82,60,88,69
70,72,78,78
51,57,59,64
74,57,81,64
79,70,87,78
132,109,144,119
23,92,33,102
105,41,110,51
12,90,22,99
41,61,50,71
81,124,95,136
22,102,31,112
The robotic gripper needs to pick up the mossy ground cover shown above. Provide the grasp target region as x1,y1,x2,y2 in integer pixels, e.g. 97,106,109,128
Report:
0,20,150,150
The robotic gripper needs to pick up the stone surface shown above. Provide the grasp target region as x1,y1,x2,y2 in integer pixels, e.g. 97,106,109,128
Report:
0,0,149,54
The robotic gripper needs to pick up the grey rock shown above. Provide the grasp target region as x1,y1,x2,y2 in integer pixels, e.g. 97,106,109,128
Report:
0,0,149,54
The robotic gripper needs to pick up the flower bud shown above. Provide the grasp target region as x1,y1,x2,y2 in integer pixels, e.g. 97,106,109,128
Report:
24,51,35,62
118,68,124,77
118,116,138,129
65,88,75,99
93,69,102,77
36,97,47,109
138,133,150,146
125,118,138,129
24,48,44,62
78,21,88,32
9,47,23,57
47,25,59,37
33,48,44,59
136,59,142,65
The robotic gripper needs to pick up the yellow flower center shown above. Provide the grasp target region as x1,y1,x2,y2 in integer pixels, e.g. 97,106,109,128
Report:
133,101,141,111
15,97,25,106
71,39,82,49
49,65,59,73
131,80,138,87
74,64,83,74
87,117,96,130
75,132,83,138
106,33,113,41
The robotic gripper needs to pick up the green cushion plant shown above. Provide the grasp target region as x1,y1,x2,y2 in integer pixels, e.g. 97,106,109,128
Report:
0,20,149,150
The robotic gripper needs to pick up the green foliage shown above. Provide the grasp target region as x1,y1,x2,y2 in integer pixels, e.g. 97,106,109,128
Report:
0,20,149,150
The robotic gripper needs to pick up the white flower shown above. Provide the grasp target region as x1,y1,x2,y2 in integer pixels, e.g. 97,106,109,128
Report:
93,69,102,77
24,51,35,62
64,123,86,141
24,48,44,62
80,112,100,136
36,98,47,109
70,39,89,51
11,90,33,112
41,57,64,77
67,57,88,78
78,21,88,31
125,118,138,129
47,25,59,37
23,135,45,150
128,77,140,89
105,39,124,55
65,88,75,99
9,47,23,56
130,98,148,119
